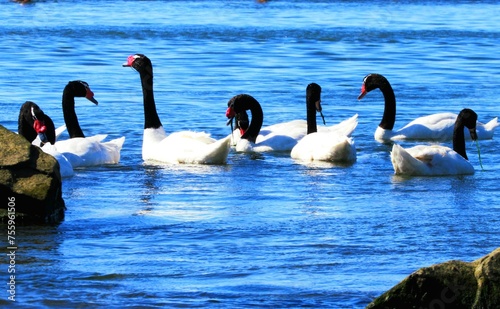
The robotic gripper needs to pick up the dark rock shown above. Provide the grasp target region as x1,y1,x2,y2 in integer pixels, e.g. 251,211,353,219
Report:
0,125,65,224
367,247,500,309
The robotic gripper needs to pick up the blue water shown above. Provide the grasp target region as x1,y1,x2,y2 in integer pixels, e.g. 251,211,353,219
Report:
1,0,500,308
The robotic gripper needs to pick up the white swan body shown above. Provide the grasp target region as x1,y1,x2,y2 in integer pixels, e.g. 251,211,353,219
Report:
391,143,474,176
375,112,498,142
143,127,231,164
124,54,230,165
359,73,498,142
54,135,125,168
390,108,479,176
291,132,356,163
40,143,74,177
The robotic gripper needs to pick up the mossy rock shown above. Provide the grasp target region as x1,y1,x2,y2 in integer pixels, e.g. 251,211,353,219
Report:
367,248,500,309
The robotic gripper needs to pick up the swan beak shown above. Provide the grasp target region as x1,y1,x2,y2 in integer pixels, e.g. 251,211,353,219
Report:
85,88,99,105
38,132,49,144
33,119,49,143
123,54,137,67
226,106,236,119
469,127,478,141
357,85,367,100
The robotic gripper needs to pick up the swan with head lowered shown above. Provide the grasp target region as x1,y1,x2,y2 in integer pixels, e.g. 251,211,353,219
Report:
291,83,357,163
225,91,357,153
123,53,230,165
358,73,498,142
52,80,125,168
391,108,479,176
18,101,74,177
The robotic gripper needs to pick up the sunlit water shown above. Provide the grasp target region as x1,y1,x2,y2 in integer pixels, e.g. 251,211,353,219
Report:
1,0,499,308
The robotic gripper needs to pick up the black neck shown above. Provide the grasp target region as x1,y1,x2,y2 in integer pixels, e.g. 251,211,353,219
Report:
234,94,263,143
306,99,318,135
453,122,468,160
140,71,162,129
379,82,396,130
62,89,85,138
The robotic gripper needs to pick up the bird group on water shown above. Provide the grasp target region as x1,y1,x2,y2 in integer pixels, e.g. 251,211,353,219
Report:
16,54,499,178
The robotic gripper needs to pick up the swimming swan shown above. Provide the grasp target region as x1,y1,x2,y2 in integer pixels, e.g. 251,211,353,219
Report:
123,54,230,165
52,80,125,168
358,73,498,142
291,83,357,163
390,108,478,176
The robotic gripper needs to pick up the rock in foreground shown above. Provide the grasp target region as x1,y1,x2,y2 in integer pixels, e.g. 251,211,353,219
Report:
0,125,65,224
367,247,500,309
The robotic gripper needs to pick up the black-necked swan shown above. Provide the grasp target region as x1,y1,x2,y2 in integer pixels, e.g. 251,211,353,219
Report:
52,81,125,167
291,83,357,163
18,101,74,177
358,73,498,142
391,108,478,176
122,54,230,165
225,92,358,153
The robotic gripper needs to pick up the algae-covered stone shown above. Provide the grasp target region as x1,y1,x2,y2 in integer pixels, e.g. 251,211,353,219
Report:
367,248,500,309
0,125,65,224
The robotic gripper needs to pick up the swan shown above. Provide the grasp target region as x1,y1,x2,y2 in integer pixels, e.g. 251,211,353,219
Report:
18,101,74,177
123,53,230,165
52,80,125,168
390,108,479,176
291,83,357,163
225,92,358,153
358,73,498,142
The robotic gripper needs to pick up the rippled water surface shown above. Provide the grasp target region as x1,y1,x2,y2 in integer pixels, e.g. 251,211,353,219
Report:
1,0,499,308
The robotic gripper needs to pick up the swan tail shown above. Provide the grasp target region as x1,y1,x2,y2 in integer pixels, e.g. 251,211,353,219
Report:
390,144,427,175
197,135,231,164
329,114,359,137
102,136,126,164
107,136,126,149
475,117,498,140
484,117,499,130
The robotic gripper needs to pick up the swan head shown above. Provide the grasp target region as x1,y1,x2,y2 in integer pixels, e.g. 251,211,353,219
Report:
357,73,390,100
123,54,153,75
66,80,99,105
458,108,478,140
226,94,262,143
306,83,322,112
226,95,250,135
18,101,56,145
